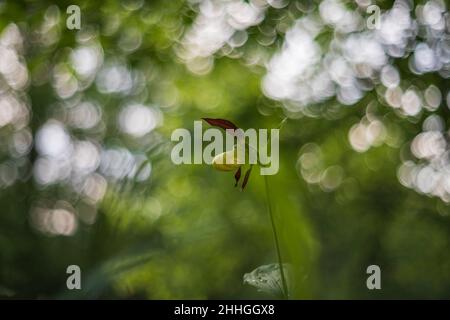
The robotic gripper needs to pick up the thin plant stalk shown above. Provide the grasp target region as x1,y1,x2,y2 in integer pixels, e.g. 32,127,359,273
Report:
264,174,288,299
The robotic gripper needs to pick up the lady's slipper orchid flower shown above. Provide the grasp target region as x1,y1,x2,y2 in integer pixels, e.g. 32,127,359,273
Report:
202,118,253,190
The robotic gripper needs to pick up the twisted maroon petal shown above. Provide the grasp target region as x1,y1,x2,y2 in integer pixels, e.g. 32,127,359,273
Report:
234,167,242,187
202,118,238,130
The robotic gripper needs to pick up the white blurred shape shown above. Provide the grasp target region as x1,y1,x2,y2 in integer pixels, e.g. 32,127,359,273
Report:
0,94,28,129
70,45,103,78
72,140,100,175
447,91,450,109
100,148,135,180
424,85,442,110
413,43,438,73
128,155,152,181
118,104,160,137
96,63,133,94
227,1,264,30
52,63,78,98
68,101,102,129
349,123,370,152
35,121,72,158
31,206,77,236
319,0,360,33
397,161,416,188
82,173,107,204
411,131,446,159
423,0,445,26
10,129,33,157
320,165,344,191
401,89,421,116
0,162,18,188
344,33,387,70
416,166,439,194
33,157,70,185
423,114,444,132
385,87,403,108
51,208,77,236
380,65,400,88
377,4,412,48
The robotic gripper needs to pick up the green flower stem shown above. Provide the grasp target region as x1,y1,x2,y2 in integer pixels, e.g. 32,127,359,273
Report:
264,174,288,299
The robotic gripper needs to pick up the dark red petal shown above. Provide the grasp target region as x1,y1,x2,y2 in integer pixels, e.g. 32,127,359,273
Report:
241,167,252,190
234,167,242,187
202,118,238,130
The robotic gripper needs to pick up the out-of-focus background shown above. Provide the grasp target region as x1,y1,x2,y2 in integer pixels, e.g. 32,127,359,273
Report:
0,0,449,299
